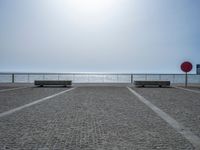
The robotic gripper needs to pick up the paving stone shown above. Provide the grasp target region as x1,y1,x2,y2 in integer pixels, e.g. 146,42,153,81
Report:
0,87,68,113
0,86,195,149
132,87,200,137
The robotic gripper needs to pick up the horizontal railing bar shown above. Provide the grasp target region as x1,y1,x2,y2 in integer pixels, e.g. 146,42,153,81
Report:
0,72,199,75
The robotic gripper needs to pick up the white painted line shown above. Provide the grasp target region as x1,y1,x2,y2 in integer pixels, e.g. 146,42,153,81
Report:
0,87,29,93
173,86,200,94
127,87,200,149
0,88,75,118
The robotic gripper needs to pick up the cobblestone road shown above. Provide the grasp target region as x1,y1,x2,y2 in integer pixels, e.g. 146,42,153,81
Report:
133,87,200,138
0,86,196,149
0,87,68,113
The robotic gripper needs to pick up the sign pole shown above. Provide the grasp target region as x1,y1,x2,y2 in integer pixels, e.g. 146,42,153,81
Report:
185,72,188,87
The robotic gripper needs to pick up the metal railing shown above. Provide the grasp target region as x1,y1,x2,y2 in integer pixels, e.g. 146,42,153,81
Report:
0,73,200,84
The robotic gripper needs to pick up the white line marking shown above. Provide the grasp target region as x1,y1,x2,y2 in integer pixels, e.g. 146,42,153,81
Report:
0,87,28,93
173,86,200,94
127,87,200,149
0,88,75,118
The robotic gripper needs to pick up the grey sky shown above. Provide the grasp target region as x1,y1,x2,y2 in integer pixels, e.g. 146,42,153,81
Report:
0,0,199,73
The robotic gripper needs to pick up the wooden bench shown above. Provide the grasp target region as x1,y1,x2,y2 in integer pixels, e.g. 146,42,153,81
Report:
134,80,170,87
34,80,72,87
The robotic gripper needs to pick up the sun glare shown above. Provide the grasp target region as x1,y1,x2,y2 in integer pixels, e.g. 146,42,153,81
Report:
67,0,114,14
65,0,118,26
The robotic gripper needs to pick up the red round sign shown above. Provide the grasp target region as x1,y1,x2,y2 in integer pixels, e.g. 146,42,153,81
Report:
181,61,193,73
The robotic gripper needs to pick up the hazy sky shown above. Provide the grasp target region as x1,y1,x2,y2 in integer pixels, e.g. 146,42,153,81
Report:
0,0,199,73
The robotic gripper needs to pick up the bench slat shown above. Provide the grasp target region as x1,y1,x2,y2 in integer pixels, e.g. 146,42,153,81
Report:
34,80,72,87
134,81,170,87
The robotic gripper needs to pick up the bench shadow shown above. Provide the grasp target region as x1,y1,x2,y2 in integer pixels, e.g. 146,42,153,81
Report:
135,86,173,88
32,86,71,88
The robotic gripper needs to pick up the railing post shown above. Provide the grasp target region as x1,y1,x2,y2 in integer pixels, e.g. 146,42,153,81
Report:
131,74,133,84
145,74,147,80
73,74,75,83
28,73,30,83
117,74,119,83
12,74,15,83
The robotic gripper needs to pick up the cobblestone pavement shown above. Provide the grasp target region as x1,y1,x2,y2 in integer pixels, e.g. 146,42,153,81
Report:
0,87,69,113
0,86,18,90
184,86,200,91
0,86,195,149
0,83,31,90
0,85,21,90
132,87,200,138
174,84,200,92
